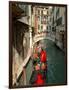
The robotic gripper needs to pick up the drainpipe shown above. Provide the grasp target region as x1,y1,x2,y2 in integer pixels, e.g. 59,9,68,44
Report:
29,5,32,48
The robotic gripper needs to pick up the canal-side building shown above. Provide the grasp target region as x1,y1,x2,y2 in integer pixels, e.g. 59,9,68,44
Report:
32,6,49,34
55,7,66,51
47,6,66,51
12,3,33,86
32,6,50,48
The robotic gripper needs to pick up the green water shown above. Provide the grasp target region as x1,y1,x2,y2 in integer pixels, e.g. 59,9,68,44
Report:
44,39,66,85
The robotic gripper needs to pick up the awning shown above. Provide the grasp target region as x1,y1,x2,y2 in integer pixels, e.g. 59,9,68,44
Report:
17,16,29,26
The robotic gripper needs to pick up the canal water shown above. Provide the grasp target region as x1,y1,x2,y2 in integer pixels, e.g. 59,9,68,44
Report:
45,39,66,85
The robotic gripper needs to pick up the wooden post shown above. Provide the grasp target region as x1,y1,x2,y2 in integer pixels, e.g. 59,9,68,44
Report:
23,68,26,85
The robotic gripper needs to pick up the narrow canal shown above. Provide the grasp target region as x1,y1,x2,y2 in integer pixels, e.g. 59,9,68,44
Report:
30,39,66,85
45,39,66,85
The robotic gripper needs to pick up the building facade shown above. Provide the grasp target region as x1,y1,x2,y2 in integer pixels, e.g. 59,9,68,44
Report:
12,3,33,86
32,6,49,34
47,6,66,51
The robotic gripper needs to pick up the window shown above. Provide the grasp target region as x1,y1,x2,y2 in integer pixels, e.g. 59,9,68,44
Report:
41,10,43,15
51,7,54,14
52,26,56,31
47,26,48,30
56,17,62,26
49,26,51,30
38,16,40,21
41,25,43,30
41,16,46,24
47,11,48,15
38,25,40,30
44,16,46,19
52,27,54,31
56,8,60,18
50,18,51,22
41,16,43,24
52,16,54,25
38,10,40,15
